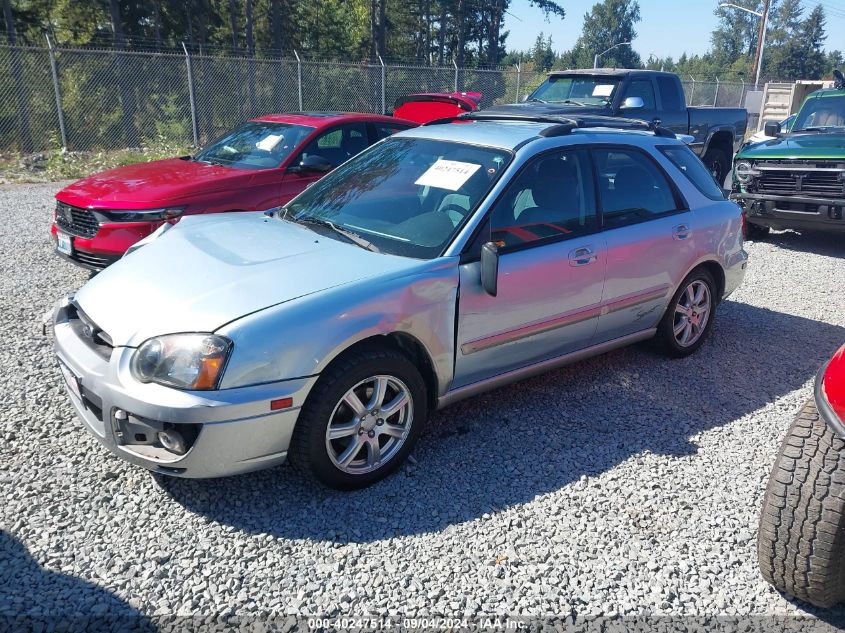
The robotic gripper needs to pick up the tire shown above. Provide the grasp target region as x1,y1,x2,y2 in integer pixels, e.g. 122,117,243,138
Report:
655,268,717,358
288,345,428,490
702,147,729,186
757,399,845,608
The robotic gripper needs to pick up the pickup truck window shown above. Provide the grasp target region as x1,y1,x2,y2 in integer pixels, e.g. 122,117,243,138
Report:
660,145,724,200
656,76,683,110
593,148,678,228
490,149,598,248
530,75,621,105
625,80,656,109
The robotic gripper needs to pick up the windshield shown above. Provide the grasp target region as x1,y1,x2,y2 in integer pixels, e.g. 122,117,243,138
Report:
793,95,845,131
284,136,512,259
194,121,314,169
529,76,620,105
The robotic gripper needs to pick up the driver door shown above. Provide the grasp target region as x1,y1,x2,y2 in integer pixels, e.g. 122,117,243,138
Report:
453,149,607,389
280,123,370,204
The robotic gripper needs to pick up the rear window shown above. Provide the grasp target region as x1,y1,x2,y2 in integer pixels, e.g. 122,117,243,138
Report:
660,145,724,200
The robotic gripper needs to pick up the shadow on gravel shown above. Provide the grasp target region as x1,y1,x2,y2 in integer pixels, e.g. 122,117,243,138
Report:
752,230,845,258
160,302,845,544
0,530,155,630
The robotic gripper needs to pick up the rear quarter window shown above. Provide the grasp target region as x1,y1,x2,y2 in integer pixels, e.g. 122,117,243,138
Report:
660,145,725,201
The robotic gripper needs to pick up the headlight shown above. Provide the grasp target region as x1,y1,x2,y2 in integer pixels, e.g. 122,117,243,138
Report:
101,207,185,223
131,333,232,390
734,160,759,183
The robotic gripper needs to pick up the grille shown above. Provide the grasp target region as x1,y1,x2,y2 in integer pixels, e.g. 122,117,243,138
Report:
55,202,100,238
755,162,845,198
70,250,115,270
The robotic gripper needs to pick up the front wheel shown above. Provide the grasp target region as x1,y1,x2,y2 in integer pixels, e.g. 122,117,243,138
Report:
758,400,845,608
655,268,717,358
289,346,428,490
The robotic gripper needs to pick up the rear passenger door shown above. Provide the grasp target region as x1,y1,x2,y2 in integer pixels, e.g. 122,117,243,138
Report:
591,146,696,343
453,149,607,388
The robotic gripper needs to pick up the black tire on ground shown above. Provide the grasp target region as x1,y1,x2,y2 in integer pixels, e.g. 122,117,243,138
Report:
288,345,428,490
654,267,717,358
745,220,771,240
702,147,729,185
757,399,845,608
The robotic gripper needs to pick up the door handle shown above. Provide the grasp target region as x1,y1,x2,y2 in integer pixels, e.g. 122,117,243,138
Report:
569,246,597,266
672,224,692,240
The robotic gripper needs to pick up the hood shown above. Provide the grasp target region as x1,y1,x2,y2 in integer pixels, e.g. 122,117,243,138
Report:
56,158,257,207
73,213,416,346
481,102,610,118
737,131,845,160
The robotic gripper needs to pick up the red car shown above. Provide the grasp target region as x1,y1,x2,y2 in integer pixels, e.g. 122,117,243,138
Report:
52,113,417,270
758,342,845,607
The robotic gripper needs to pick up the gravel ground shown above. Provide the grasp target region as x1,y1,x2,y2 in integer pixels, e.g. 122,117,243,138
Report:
2,182,845,630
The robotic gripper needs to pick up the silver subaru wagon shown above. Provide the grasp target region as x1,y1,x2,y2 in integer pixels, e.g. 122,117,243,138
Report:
49,114,748,489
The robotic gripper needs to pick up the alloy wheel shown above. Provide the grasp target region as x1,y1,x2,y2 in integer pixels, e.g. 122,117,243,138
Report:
325,375,413,474
673,280,712,347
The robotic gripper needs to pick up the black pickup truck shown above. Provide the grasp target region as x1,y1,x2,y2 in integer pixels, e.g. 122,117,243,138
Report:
484,69,748,183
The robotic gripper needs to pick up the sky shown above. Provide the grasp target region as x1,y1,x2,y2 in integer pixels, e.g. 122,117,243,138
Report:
503,0,845,60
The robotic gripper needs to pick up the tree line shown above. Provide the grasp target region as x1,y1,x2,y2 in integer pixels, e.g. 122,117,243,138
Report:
513,0,843,82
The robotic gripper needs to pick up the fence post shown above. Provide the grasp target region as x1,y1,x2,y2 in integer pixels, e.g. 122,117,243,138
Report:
45,35,67,150
378,54,386,114
515,62,521,102
182,42,199,147
294,50,303,110
713,77,720,106
739,79,745,107
453,58,458,92
689,75,696,105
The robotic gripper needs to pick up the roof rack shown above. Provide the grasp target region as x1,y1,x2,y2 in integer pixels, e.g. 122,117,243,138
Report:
423,112,677,139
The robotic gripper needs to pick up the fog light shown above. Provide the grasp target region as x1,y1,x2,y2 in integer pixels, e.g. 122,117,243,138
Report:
157,429,187,455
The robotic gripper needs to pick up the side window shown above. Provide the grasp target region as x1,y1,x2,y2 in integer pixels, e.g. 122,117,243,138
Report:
624,79,656,109
593,148,679,228
489,150,598,248
374,123,410,140
299,123,370,167
660,145,724,200
656,77,682,110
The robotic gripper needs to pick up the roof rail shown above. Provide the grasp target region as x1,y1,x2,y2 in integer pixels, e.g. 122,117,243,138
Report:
423,112,677,139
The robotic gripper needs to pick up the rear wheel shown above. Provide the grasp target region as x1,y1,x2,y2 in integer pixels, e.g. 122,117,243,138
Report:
289,345,428,490
655,268,716,358
702,147,729,186
758,399,845,608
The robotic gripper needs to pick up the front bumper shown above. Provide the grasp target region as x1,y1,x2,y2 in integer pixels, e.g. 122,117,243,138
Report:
50,221,159,270
730,191,845,233
47,296,317,478
816,362,845,440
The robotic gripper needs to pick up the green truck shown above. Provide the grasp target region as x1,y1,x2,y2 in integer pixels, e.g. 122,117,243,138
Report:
731,74,845,237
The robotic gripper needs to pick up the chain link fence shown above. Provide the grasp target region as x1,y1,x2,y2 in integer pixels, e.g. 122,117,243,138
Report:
0,43,764,156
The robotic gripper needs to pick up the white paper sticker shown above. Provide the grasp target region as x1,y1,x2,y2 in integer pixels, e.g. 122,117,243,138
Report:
415,159,481,191
256,134,284,151
592,84,614,97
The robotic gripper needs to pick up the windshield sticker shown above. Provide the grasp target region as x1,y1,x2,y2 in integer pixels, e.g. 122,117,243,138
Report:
256,134,284,151
415,159,481,191
592,84,614,97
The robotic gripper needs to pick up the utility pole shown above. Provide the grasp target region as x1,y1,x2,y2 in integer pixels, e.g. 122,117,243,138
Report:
752,0,770,89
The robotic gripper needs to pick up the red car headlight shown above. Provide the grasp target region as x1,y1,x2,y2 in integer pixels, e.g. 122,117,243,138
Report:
100,207,185,223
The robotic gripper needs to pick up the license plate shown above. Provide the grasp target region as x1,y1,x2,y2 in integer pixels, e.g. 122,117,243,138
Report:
56,231,73,255
58,361,82,401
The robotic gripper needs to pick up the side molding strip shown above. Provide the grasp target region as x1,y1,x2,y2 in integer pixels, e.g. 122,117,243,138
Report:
460,284,670,356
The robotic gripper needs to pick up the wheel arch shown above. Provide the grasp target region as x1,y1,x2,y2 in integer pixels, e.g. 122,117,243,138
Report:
685,259,726,302
318,332,440,413
704,128,734,158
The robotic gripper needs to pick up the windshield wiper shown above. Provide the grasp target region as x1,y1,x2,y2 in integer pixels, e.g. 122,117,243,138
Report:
526,97,547,103
795,126,845,133
560,99,589,106
295,215,380,253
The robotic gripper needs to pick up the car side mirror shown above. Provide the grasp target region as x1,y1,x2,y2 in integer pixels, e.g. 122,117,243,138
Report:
480,242,499,297
291,154,333,174
764,120,781,137
620,96,645,110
